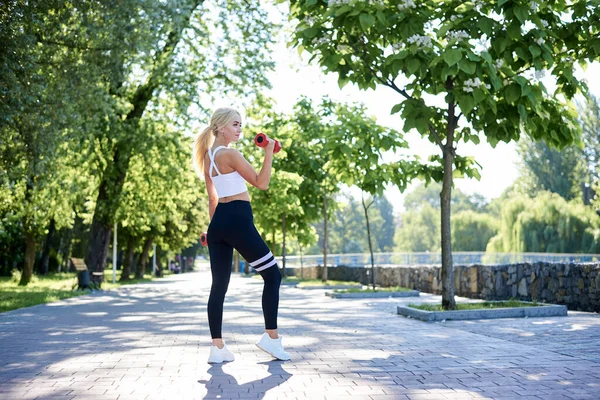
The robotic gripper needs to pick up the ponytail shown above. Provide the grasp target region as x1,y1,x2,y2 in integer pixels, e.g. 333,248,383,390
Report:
192,107,242,179
192,126,214,179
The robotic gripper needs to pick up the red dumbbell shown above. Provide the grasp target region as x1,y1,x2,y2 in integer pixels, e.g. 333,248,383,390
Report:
254,133,281,153
200,232,208,247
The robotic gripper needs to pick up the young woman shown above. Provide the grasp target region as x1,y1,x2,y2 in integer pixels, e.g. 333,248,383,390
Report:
192,107,290,364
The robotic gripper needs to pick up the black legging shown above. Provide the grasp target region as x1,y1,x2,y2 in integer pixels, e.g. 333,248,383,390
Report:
206,200,282,339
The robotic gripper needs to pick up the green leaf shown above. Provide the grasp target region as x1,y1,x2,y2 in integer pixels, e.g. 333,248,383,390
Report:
359,14,375,31
507,23,521,39
459,59,476,74
473,88,485,103
391,103,403,114
459,95,475,115
529,45,542,58
443,49,462,66
498,0,510,6
514,5,528,23
477,17,493,35
304,26,319,39
515,46,530,61
505,84,521,103
407,58,420,74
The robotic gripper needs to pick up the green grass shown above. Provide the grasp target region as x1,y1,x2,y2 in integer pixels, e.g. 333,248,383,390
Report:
297,279,361,287
408,299,541,312
333,286,412,293
0,272,85,313
0,268,177,313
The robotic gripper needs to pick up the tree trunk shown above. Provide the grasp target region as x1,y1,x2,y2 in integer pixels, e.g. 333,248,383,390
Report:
281,213,287,278
155,247,163,277
441,83,457,310
60,221,75,272
84,2,202,284
136,237,153,279
322,194,328,282
362,195,376,290
38,218,56,275
120,236,136,282
19,229,36,286
85,144,131,285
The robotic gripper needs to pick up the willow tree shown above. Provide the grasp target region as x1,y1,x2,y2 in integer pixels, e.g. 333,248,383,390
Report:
288,0,599,308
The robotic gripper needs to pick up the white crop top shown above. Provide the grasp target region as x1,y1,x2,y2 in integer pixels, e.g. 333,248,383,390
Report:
208,146,248,198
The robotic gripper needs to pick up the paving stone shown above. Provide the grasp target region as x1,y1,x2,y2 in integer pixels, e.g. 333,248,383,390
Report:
0,265,599,400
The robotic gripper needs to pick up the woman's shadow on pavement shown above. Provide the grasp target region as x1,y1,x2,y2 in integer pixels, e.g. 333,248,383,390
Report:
198,361,292,399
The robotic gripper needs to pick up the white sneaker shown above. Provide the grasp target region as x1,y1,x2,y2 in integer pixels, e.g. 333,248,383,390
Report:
207,343,235,364
255,333,291,361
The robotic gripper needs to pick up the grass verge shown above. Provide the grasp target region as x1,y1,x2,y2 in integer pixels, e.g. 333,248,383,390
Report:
333,286,412,293
297,279,361,287
0,268,178,313
408,299,541,312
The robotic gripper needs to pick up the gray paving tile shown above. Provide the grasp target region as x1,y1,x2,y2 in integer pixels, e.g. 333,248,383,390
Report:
0,265,599,400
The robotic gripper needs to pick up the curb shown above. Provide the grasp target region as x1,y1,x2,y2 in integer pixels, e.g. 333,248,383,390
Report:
397,302,568,321
326,290,420,298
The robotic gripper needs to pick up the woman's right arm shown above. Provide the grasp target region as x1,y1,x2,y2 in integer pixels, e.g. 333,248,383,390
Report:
231,141,275,190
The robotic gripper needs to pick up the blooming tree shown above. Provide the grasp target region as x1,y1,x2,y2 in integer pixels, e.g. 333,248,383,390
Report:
288,0,600,308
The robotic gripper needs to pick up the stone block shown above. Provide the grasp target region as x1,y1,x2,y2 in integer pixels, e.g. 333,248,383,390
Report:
518,277,528,297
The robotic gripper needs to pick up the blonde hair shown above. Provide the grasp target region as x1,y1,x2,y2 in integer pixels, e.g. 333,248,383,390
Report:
192,107,241,178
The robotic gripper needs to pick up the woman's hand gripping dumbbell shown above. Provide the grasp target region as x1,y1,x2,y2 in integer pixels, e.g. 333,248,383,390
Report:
254,133,281,153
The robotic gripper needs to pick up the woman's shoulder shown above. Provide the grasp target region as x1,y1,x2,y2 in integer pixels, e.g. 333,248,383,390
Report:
217,147,243,158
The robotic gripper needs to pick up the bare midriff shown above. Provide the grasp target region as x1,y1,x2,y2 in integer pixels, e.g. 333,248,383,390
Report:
218,192,250,203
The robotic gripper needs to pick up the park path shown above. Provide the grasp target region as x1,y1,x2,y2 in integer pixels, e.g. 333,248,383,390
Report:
1,262,599,400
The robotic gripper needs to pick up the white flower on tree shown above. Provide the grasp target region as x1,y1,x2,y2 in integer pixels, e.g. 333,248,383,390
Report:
447,30,470,43
530,1,539,11
328,0,351,7
391,42,405,52
397,0,416,11
463,77,491,93
535,37,545,45
407,34,432,49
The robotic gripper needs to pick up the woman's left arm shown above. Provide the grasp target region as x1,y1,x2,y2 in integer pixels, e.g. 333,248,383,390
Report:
204,170,219,220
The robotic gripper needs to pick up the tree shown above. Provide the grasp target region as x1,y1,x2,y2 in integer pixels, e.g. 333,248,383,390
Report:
317,100,414,288
288,0,598,308
487,191,600,253
516,137,582,200
394,203,440,252
285,97,415,282
451,210,498,251
580,94,600,205
1,1,102,284
80,0,278,285
373,196,396,251
242,96,318,274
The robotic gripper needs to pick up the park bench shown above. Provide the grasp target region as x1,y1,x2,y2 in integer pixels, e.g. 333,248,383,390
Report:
71,258,104,290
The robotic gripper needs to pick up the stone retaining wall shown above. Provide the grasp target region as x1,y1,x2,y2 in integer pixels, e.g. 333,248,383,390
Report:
286,262,600,312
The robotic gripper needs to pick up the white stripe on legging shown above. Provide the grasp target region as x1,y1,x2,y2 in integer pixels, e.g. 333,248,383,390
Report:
250,251,274,267
254,258,276,272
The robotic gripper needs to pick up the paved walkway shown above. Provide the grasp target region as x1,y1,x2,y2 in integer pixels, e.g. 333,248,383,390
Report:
1,264,599,400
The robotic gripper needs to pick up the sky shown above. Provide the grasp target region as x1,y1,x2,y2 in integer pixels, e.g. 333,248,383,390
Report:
257,24,600,215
